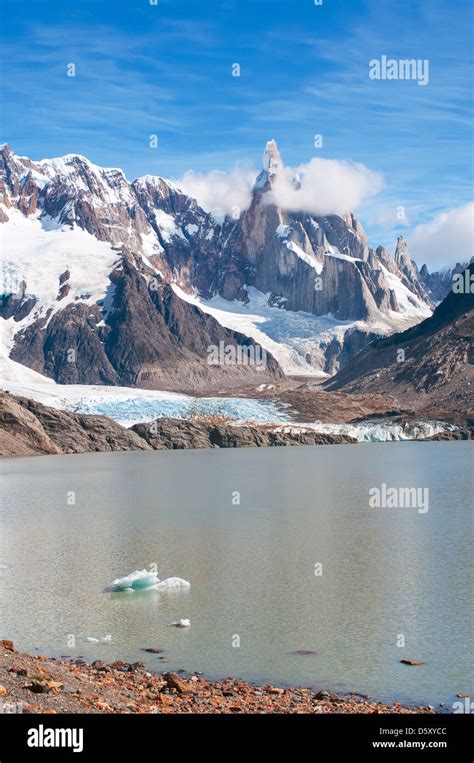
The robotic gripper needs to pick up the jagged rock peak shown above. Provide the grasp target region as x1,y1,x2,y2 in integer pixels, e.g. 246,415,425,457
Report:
394,235,409,262
262,139,283,177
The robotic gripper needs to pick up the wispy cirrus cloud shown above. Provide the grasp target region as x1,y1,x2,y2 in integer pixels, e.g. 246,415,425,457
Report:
1,0,472,268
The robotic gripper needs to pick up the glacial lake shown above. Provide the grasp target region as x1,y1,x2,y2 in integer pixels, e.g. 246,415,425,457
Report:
0,441,472,708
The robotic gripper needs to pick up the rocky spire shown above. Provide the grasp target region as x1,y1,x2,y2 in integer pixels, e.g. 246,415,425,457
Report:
395,235,419,278
394,235,409,265
253,140,283,193
262,139,283,178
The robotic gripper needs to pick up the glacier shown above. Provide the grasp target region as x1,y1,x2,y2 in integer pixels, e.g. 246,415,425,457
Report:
74,394,291,426
276,420,459,443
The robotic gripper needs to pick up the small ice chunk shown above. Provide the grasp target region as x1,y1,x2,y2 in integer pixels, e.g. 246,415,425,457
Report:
86,637,99,642
111,569,159,591
156,577,191,589
172,619,191,627
101,634,112,642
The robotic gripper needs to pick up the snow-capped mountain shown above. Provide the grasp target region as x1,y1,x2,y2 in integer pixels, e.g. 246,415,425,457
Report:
0,141,442,389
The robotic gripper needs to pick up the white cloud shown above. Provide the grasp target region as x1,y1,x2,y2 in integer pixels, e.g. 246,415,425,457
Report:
174,151,384,221
269,158,384,216
174,165,257,221
408,202,474,270
366,205,411,231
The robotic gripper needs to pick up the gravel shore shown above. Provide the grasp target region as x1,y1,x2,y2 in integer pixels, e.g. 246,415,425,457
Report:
0,641,437,715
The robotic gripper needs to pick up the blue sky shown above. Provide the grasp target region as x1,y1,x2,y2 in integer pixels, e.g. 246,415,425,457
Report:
1,0,473,262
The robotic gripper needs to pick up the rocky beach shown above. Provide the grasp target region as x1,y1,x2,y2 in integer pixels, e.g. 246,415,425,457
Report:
0,641,438,715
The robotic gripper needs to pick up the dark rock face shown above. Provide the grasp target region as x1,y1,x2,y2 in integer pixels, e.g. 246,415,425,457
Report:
9,255,281,391
10,304,119,385
131,176,220,295
0,392,151,456
0,289,37,321
323,327,381,375
103,254,282,390
132,418,354,449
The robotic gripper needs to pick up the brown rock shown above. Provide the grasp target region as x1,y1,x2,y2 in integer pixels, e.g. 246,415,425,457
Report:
128,662,147,672
163,672,193,694
1,640,15,651
91,660,111,672
27,682,51,694
157,694,173,706
9,666,27,676
111,661,130,671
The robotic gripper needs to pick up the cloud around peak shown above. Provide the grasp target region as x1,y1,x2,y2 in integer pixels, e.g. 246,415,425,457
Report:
173,164,257,221
174,145,384,220
268,157,383,216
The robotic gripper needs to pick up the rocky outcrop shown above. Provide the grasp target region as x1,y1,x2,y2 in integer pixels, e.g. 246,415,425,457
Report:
0,392,354,458
0,392,150,456
103,254,281,390
132,419,353,449
10,303,119,385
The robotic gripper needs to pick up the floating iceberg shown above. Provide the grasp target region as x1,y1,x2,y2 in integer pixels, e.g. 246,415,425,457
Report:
111,569,160,591
156,577,191,589
172,618,191,627
110,570,190,592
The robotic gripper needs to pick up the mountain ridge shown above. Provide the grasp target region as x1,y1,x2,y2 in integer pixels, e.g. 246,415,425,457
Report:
0,141,457,390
